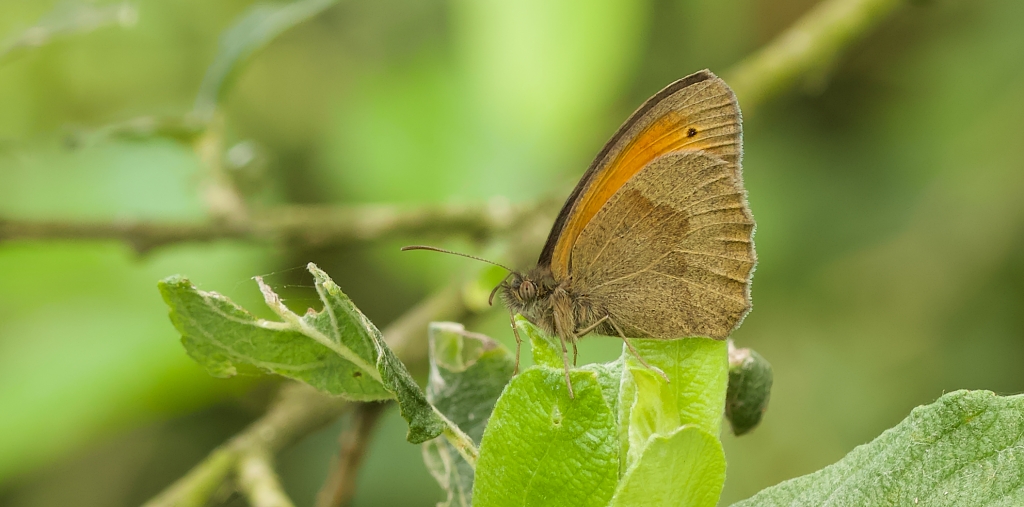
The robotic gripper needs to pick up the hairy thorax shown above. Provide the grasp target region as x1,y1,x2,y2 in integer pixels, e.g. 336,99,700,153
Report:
501,267,611,341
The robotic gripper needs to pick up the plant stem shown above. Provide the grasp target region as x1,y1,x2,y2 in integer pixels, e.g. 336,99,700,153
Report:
315,402,388,507
237,449,296,507
0,200,533,254
442,423,480,468
140,446,237,507
727,0,907,111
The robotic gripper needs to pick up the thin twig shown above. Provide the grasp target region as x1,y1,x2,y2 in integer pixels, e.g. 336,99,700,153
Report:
237,449,296,507
441,424,480,467
727,0,907,111
0,199,533,254
315,402,388,507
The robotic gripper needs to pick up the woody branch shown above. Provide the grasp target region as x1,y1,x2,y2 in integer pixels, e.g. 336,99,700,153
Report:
0,200,534,254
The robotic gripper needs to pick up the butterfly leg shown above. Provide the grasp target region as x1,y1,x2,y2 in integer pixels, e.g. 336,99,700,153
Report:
574,314,610,337
508,311,522,375
552,320,576,399
607,317,670,383
569,314,613,366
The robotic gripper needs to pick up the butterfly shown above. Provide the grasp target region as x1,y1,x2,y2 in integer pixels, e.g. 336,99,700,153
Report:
407,69,755,398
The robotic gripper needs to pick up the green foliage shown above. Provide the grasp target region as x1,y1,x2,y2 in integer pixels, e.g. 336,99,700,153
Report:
473,367,620,507
472,318,730,507
610,426,725,507
423,322,515,507
159,263,449,443
160,269,736,505
732,390,1024,506
160,265,1024,507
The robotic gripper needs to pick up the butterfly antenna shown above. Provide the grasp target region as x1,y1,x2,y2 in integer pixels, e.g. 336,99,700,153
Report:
400,245,515,273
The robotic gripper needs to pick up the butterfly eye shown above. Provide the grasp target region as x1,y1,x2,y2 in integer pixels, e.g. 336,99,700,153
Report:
518,280,537,300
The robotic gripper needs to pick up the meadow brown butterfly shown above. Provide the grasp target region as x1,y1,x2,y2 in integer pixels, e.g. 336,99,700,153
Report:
405,69,755,397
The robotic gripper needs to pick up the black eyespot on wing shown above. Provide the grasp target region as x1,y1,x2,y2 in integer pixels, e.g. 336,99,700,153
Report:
686,127,698,137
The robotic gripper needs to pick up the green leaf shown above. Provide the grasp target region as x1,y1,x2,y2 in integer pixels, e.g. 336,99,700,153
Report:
581,359,624,416
515,314,563,369
610,426,726,507
158,272,387,399
732,390,1024,507
473,367,619,507
159,262,447,443
193,0,338,117
618,338,728,471
422,322,515,507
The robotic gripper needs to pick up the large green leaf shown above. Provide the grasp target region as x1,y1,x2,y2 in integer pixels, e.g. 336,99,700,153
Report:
495,317,731,507
473,367,620,507
422,322,515,507
618,338,728,471
732,390,1024,507
610,425,726,507
159,262,448,443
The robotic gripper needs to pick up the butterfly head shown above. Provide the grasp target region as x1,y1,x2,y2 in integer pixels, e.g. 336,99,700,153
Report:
499,267,555,313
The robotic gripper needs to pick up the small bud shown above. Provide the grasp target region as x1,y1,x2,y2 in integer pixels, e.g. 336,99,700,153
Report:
726,341,773,436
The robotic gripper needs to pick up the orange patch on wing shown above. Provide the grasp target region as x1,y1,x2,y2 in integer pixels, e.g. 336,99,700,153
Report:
551,111,715,278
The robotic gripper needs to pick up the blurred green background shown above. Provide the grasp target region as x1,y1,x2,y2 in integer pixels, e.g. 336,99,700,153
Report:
1,0,1023,505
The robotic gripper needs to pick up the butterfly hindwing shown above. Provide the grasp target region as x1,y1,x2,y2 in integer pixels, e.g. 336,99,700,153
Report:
570,150,755,339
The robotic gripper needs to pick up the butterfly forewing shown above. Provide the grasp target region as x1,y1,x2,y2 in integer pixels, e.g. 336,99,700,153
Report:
570,151,755,339
540,70,743,280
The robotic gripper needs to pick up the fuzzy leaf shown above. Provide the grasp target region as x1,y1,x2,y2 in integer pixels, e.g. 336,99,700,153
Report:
473,367,619,507
618,338,728,471
610,425,726,507
159,263,446,443
516,314,563,369
732,390,1024,507
423,322,515,507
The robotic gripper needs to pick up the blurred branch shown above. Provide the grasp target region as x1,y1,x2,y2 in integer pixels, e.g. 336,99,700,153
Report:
315,402,388,507
142,383,348,507
0,1,138,65
238,450,296,507
0,199,534,253
726,0,907,111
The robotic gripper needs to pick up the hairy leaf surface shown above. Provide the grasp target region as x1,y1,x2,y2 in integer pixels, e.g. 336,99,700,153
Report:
733,390,1024,507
